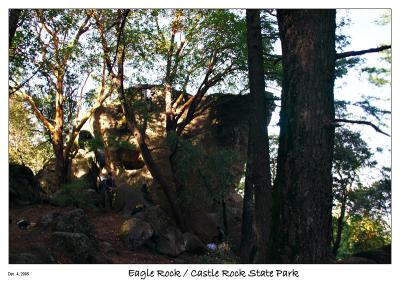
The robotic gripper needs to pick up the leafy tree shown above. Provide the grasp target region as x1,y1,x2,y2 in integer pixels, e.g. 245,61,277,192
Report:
9,93,53,173
9,10,113,188
332,128,375,257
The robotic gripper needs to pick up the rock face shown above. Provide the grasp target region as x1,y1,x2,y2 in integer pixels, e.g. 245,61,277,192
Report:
116,148,145,170
45,209,96,239
36,208,103,263
91,91,249,242
9,243,55,264
50,232,95,263
36,159,58,196
133,205,171,236
339,244,391,264
113,183,148,216
183,206,219,242
9,163,41,206
183,232,205,254
119,218,154,250
155,226,185,257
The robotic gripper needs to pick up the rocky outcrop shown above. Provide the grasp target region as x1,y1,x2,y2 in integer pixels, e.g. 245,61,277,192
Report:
183,206,219,242
35,159,58,196
9,163,41,206
119,218,154,250
38,208,96,240
339,244,391,264
9,243,55,264
50,232,95,263
113,183,148,216
155,226,185,257
183,232,205,254
133,205,172,236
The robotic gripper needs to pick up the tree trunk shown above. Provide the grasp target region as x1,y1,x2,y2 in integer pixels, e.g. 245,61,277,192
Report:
115,33,186,230
244,9,272,264
240,141,255,263
53,127,66,188
9,9,22,47
333,188,347,257
269,9,336,263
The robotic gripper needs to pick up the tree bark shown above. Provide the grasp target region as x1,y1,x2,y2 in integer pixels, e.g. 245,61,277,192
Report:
9,9,22,47
333,187,347,257
269,9,336,263
243,9,272,264
240,139,255,263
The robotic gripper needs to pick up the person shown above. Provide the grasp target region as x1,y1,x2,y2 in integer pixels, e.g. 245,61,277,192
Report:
99,171,116,210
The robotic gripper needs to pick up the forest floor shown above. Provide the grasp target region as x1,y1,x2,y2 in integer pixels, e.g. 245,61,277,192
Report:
9,204,184,264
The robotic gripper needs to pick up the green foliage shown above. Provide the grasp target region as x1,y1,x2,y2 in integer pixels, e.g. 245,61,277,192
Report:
348,216,391,253
333,171,391,259
172,135,240,208
53,179,95,208
9,94,53,173
333,215,391,259
361,11,391,87
348,170,391,221
332,128,374,202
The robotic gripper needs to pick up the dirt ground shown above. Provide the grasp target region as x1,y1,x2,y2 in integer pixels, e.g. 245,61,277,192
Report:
9,204,177,264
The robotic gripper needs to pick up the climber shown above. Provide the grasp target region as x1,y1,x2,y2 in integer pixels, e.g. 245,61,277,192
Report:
99,171,116,210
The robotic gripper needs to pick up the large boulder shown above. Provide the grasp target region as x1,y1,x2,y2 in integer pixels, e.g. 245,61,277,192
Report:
184,207,219,242
352,244,391,264
113,183,148,216
116,147,145,170
37,152,99,198
338,256,377,264
38,211,61,229
119,218,154,250
9,163,41,206
183,232,205,254
133,205,172,236
156,226,185,257
50,209,96,239
50,232,95,263
36,159,58,196
9,244,55,264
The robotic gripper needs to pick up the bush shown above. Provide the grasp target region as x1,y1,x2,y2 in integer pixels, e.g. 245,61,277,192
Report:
52,179,97,209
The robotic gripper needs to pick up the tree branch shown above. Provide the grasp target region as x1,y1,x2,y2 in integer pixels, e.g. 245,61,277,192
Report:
334,118,390,137
263,45,392,63
336,45,391,59
19,91,55,133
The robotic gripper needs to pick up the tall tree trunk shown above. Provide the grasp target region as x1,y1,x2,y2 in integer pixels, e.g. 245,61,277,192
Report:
115,28,186,230
243,9,272,264
53,127,65,187
333,187,347,257
269,9,336,263
240,140,255,263
54,79,66,187
9,9,22,47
